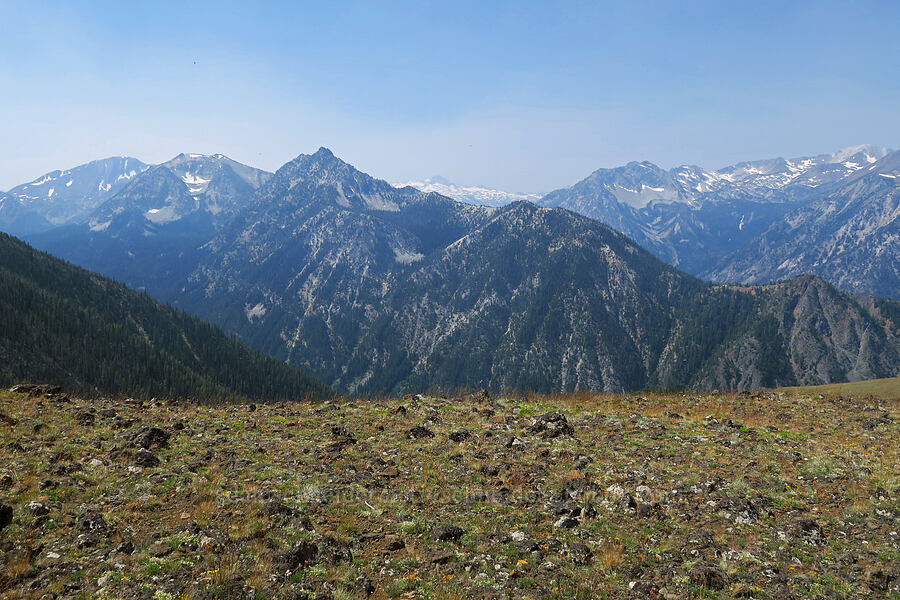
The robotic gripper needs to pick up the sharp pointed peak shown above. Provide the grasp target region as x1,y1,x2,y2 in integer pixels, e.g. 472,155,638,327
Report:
280,146,354,174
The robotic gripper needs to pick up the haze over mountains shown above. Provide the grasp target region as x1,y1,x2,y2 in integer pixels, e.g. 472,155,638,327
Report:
3,145,897,395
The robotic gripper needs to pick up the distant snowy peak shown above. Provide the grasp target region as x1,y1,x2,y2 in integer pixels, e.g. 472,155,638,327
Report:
84,153,274,230
825,144,890,165
5,157,147,206
714,145,893,190
397,176,541,207
0,157,149,236
550,144,897,213
162,153,273,190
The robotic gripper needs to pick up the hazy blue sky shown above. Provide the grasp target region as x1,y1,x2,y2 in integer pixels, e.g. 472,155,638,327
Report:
1,0,898,192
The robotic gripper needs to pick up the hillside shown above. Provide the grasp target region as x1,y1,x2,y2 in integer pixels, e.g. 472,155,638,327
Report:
0,232,329,401
0,387,896,598
778,376,900,400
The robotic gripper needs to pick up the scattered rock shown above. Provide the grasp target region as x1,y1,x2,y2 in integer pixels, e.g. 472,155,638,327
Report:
864,567,896,591
406,425,435,439
318,536,352,564
75,410,95,426
565,542,593,565
466,389,491,403
863,412,892,430
380,466,400,478
448,430,470,442
115,540,135,555
527,412,574,438
554,516,579,529
384,535,405,551
278,540,319,570
261,496,296,518
354,575,375,596
628,580,658,595
690,562,728,590
77,510,108,534
793,519,825,545
8,383,62,396
132,448,160,467
116,426,170,450
432,525,466,542
147,541,172,557
325,437,356,456
27,501,51,516
0,504,12,530
480,464,501,476
505,436,527,449
75,533,99,548
425,548,455,564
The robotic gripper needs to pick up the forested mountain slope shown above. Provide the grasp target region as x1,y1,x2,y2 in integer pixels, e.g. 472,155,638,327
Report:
0,233,329,400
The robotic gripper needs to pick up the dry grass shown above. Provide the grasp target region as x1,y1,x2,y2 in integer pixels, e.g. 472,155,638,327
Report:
4,549,31,581
778,376,900,400
596,539,624,570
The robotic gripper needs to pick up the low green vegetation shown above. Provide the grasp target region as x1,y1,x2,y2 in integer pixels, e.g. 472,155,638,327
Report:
1,386,897,598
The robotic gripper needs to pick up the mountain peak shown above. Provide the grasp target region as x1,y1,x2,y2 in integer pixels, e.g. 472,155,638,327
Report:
278,147,356,182
827,144,891,164
165,152,231,165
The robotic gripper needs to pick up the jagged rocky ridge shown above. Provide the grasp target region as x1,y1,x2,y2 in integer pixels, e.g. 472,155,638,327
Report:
706,152,900,299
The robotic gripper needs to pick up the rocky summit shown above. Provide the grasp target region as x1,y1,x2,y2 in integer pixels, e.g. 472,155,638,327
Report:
0,384,897,599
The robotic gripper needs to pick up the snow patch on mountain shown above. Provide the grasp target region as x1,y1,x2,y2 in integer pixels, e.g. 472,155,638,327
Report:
245,302,267,322
393,248,424,264
398,176,541,207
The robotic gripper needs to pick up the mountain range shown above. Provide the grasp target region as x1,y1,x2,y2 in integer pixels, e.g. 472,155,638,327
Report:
2,146,898,395
539,145,898,297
